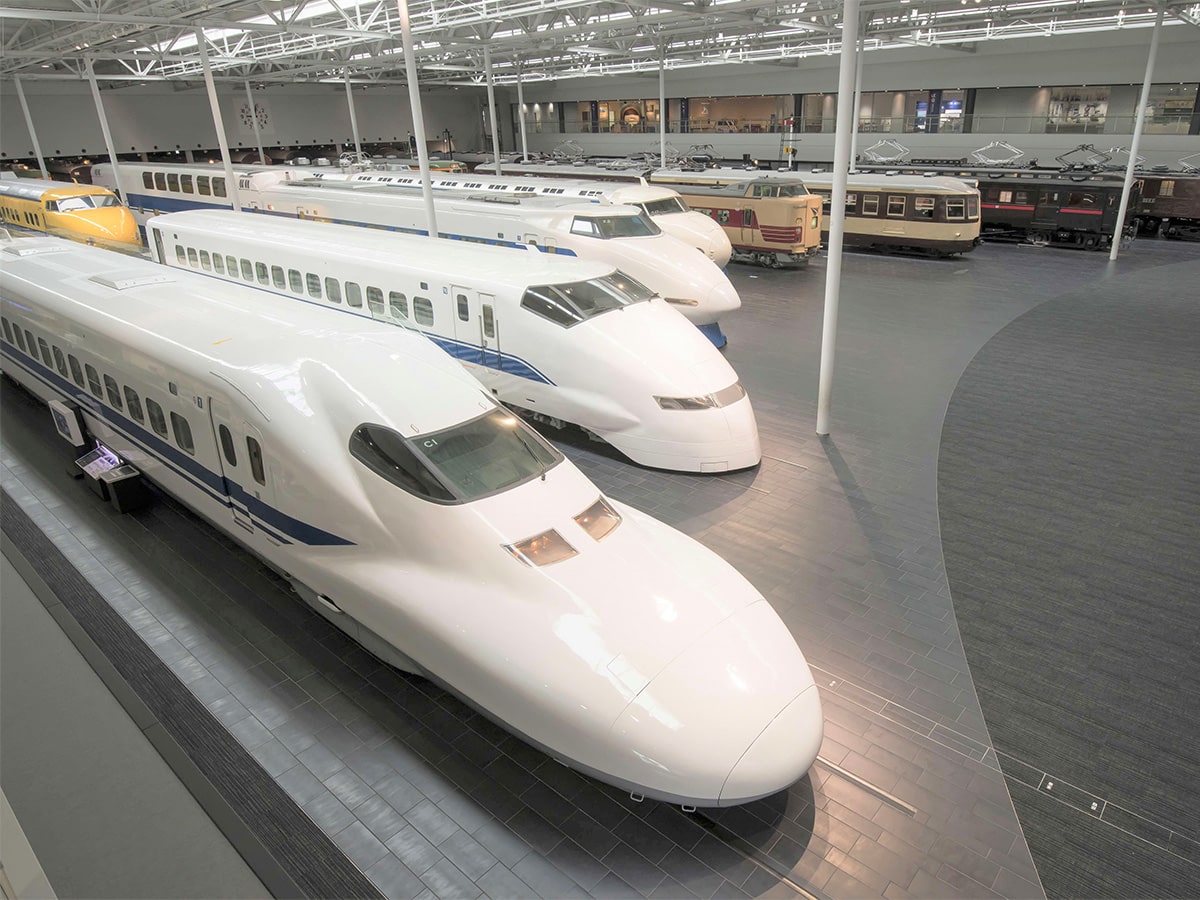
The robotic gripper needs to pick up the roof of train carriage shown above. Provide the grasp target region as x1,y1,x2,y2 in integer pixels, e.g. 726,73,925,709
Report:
1,235,476,436
151,209,621,290
0,179,119,202
273,178,643,215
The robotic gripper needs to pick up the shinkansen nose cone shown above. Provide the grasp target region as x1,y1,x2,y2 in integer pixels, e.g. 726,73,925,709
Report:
656,214,733,268
609,601,823,806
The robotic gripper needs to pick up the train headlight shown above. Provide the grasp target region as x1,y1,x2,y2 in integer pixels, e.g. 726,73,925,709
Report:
574,497,621,541
504,529,578,567
655,382,746,411
663,297,700,307
655,394,717,411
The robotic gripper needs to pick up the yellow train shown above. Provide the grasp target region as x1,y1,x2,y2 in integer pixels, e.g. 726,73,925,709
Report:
0,178,141,254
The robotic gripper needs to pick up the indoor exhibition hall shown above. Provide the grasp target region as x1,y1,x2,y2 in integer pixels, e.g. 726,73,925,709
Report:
0,1,1198,899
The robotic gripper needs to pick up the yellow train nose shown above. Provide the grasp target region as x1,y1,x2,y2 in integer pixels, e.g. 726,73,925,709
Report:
56,208,142,254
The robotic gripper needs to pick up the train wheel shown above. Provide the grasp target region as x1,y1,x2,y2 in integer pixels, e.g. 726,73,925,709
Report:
1083,235,1098,250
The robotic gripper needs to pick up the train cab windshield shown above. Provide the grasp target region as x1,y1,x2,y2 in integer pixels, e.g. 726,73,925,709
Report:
640,196,690,216
46,195,119,212
350,411,562,504
520,272,656,327
751,183,809,198
569,213,661,238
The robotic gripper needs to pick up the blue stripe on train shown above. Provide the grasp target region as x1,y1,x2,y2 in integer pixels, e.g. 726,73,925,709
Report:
0,340,354,546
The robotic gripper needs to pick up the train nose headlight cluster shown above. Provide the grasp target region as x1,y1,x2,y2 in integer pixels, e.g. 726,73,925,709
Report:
573,496,622,541
664,298,700,307
504,529,578,568
655,382,746,411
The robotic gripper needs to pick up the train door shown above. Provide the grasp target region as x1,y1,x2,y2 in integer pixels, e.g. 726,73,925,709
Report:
1032,189,1061,231
152,227,166,264
208,396,273,535
451,285,491,366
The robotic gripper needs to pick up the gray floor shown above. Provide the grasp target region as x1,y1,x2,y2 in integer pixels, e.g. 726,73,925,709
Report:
937,254,1200,898
1,237,1196,899
0,551,268,899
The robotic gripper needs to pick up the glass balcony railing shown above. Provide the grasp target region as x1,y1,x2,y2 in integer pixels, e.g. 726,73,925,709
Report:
540,114,1196,137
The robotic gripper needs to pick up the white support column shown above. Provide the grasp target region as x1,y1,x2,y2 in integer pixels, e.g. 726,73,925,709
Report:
344,69,363,162
483,42,503,175
659,53,667,167
397,0,438,237
85,59,125,202
516,65,529,163
1110,6,1163,261
244,81,266,165
815,0,860,436
13,78,49,180
195,28,241,212
848,34,865,173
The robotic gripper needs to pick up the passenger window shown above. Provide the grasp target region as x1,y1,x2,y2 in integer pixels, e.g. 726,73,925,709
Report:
246,436,266,486
68,354,84,387
457,293,469,321
154,173,167,191
240,259,254,281
146,399,168,437
23,330,35,357
103,374,123,409
142,172,154,189
170,412,195,455
946,199,966,220
200,250,212,270
85,363,103,398
198,176,211,196
413,297,434,326
53,346,68,377
366,286,384,315
887,196,905,217
272,266,286,289
187,247,199,267
483,305,495,339
167,173,180,192
307,274,322,299
389,291,408,320
915,197,935,218
176,245,187,264
181,175,194,194
256,262,269,285
325,277,342,303
213,253,225,274
38,337,52,368
124,386,144,423
218,425,237,466
862,195,880,215
213,178,227,199
0,317,11,344
10,325,24,352
226,256,239,276
345,282,362,309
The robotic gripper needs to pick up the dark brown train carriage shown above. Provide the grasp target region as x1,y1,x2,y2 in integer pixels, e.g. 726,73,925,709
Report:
1133,173,1200,240
977,174,1132,249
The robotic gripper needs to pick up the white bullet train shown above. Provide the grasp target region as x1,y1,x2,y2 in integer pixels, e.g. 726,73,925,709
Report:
90,162,740,347
0,234,822,807
324,170,734,267
148,210,760,473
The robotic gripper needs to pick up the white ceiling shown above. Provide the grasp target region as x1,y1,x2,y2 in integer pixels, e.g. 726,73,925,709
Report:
2,0,1197,88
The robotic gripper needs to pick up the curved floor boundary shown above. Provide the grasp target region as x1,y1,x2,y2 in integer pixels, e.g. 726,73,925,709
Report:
938,257,1200,898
